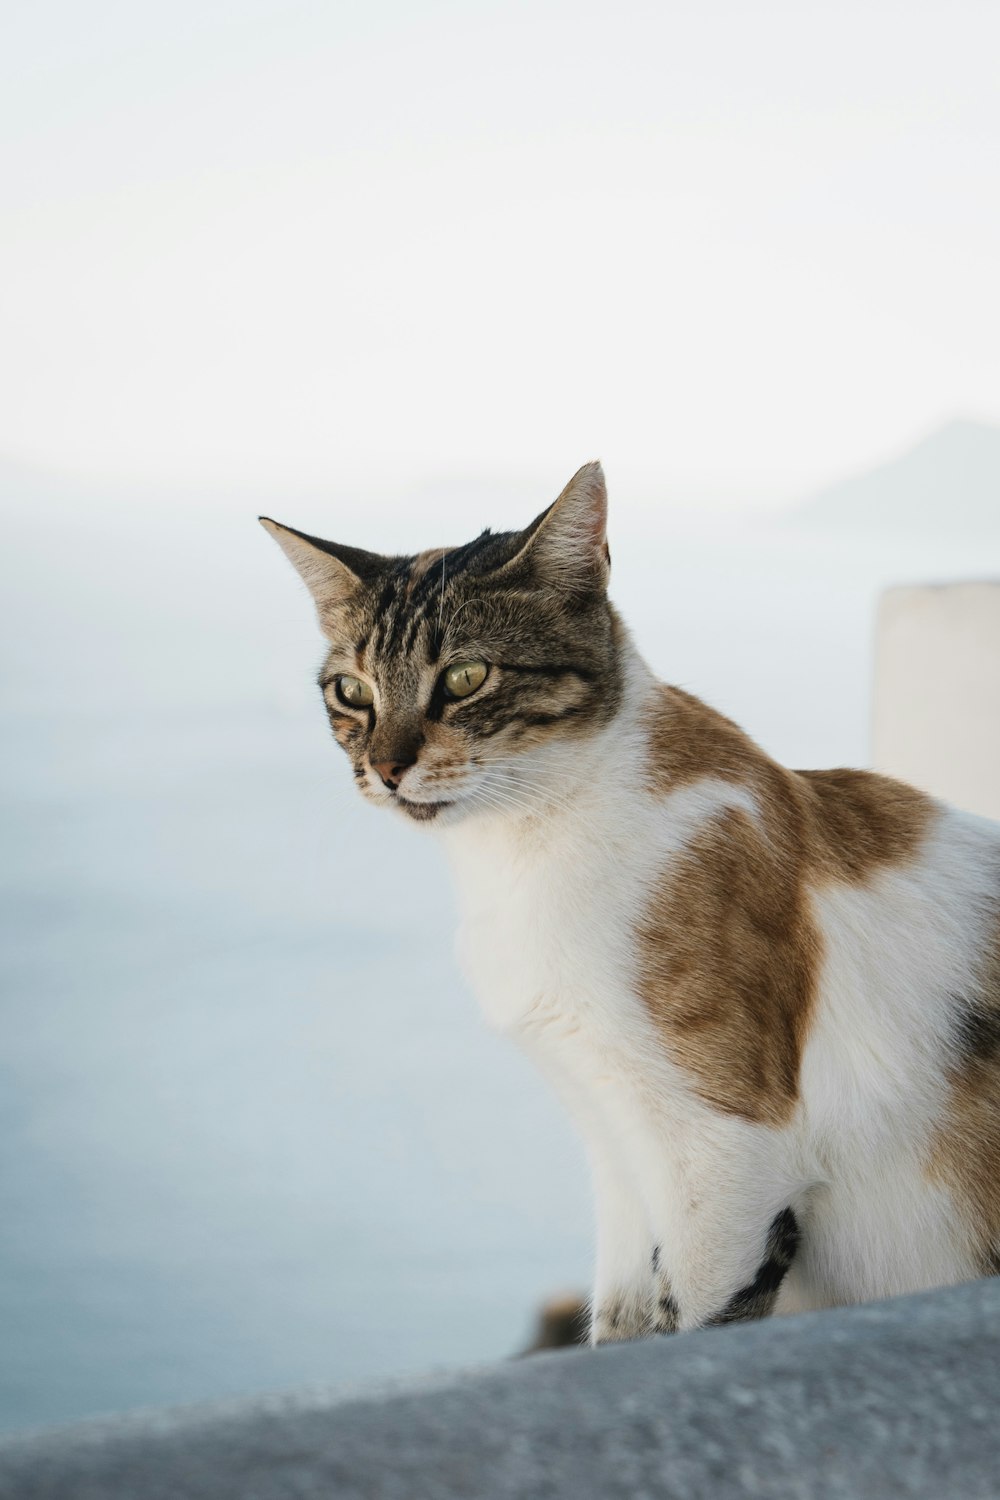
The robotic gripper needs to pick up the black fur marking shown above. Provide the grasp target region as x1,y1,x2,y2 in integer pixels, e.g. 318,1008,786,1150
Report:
505,704,589,730
424,673,452,723
651,1242,678,1333
379,561,419,656
322,700,362,726
654,1293,679,1334
707,1207,800,1327
594,1292,651,1343
406,552,455,614
370,579,400,650
954,996,1000,1064
439,528,525,582
496,662,597,683
400,603,427,656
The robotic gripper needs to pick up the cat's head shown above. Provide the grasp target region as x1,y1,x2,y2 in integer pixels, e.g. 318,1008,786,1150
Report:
261,462,623,826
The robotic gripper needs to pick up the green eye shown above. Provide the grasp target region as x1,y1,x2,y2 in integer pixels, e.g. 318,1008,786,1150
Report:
335,674,374,708
443,661,488,699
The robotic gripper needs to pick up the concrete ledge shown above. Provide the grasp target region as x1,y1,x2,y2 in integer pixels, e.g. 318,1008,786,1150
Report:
2,1279,999,1499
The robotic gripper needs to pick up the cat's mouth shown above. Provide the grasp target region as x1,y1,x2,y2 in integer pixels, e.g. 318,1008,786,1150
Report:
395,794,452,822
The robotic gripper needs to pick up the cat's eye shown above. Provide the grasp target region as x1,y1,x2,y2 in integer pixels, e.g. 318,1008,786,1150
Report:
335,674,374,708
443,661,488,699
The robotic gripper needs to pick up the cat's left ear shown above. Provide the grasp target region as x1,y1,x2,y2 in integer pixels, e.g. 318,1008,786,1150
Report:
513,461,610,592
259,517,386,635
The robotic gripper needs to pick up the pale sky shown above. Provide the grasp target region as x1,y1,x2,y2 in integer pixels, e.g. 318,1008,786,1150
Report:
2,0,999,506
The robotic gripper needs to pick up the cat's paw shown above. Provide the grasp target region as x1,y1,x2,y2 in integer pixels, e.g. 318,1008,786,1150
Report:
651,1285,679,1334
649,1245,679,1334
591,1292,649,1345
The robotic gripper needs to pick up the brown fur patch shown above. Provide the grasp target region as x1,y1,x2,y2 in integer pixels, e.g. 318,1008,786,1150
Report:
928,902,1000,1270
644,685,766,789
637,685,936,1126
795,768,936,883
638,804,821,1126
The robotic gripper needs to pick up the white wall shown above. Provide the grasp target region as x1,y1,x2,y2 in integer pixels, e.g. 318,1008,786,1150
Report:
873,581,1000,820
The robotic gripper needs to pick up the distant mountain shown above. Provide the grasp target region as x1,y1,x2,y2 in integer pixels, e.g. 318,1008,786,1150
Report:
791,420,1000,537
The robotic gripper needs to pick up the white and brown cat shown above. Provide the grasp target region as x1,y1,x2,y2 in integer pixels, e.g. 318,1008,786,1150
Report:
263,462,1000,1340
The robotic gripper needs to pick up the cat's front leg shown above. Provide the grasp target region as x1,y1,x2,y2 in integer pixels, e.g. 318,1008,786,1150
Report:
588,1146,656,1344
519,1043,656,1345
649,1120,802,1332
658,1201,801,1332
701,1205,800,1326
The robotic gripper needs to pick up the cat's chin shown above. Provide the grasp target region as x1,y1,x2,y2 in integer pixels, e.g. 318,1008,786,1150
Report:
391,793,485,828
395,795,452,824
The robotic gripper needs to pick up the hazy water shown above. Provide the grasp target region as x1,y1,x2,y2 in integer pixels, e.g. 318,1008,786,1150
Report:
1,482,996,1433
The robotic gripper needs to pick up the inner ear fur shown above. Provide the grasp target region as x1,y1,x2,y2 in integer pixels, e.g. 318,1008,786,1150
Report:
259,517,386,633
509,460,610,591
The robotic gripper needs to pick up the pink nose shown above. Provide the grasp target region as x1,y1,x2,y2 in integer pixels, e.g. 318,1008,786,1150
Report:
373,758,416,790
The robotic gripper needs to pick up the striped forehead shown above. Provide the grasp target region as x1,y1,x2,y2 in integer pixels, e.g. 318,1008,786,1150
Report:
367,556,447,661
365,529,515,662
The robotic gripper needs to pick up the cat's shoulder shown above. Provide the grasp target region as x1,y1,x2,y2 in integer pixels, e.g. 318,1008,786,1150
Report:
791,765,937,881
641,682,764,793
642,680,947,883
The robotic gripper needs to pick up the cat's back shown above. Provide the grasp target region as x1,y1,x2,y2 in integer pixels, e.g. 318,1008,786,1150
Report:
643,678,1000,901
796,787,1000,1293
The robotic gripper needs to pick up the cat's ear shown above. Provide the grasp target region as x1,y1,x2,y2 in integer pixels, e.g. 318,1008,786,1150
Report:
514,461,610,592
259,518,385,633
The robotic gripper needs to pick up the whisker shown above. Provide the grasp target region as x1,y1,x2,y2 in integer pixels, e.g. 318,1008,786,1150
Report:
437,552,447,638
479,769,621,862
440,597,478,642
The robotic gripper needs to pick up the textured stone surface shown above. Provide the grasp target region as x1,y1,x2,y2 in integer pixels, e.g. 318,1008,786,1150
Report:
2,1279,1000,1499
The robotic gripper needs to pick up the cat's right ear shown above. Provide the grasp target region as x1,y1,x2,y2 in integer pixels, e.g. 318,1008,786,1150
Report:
259,518,385,634
506,461,610,594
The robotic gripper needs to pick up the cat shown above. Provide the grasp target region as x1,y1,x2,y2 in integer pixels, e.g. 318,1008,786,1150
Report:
262,461,1000,1341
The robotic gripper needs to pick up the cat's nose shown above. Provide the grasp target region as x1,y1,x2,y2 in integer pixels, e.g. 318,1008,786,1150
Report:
373,757,416,790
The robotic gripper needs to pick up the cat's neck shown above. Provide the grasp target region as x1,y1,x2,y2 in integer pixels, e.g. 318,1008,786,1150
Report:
440,633,660,853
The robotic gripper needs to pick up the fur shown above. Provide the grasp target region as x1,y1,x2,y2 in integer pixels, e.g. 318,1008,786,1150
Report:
263,462,1000,1340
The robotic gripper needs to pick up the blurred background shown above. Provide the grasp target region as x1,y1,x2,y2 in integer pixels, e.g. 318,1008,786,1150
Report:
2,0,999,1435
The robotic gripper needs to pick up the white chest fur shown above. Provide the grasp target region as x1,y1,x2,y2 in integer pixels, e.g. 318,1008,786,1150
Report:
443,807,623,1042
440,774,762,1052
